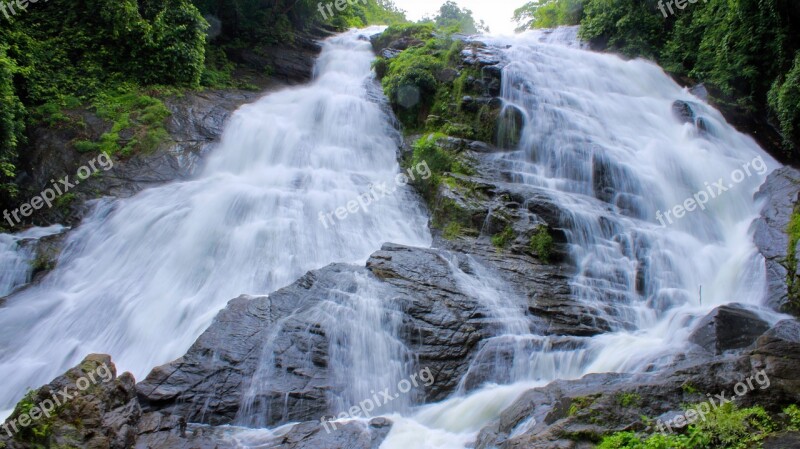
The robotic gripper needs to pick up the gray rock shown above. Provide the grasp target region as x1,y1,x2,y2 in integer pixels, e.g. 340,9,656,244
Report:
136,242,573,427
689,304,771,354
475,325,800,448
753,166,800,312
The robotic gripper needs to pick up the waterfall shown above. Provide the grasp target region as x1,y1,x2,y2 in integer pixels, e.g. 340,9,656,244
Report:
377,27,783,448
0,24,784,449
0,26,430,414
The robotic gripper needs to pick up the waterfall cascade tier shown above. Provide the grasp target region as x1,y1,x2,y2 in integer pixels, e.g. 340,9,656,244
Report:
0,26,431,415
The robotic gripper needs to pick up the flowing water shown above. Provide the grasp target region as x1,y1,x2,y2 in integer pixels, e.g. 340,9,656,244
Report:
0,25,785,448
0,26,430,414
376,27,784,448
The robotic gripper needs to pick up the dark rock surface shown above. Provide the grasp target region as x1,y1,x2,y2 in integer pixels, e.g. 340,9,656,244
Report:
474,320,800,448
136,242,573,427
689,304,771,354
18,89,267,229
753,166,800,312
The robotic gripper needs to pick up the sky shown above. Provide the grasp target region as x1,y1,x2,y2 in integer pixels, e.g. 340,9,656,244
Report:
391,0,522,35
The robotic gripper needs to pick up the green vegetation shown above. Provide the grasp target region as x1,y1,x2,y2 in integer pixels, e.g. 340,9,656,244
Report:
430,1,489,34
492,226,516,248
568,395,598,416
513,0,800,157
530,225,554,262
9,389,57,446
513,0,584,31
786,211,800,312
443,222,463,240
597,402,800,449
617,392,642,408
0,0,408,216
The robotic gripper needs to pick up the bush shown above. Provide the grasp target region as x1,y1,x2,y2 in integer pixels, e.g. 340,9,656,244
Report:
530,225,554,262
769,52,800,151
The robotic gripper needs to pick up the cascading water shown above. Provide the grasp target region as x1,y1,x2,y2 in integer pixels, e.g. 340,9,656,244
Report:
0,27,431,414
0,24,786,449
376,27,785,448
0,225,64,297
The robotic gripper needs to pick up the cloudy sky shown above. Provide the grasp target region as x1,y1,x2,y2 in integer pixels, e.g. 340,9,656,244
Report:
391,0,522,35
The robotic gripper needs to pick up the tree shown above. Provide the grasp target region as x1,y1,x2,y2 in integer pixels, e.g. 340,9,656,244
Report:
513,0,584,31
434,1,489,34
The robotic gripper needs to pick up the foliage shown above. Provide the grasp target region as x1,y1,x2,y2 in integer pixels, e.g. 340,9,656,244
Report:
597,402,779,449
443,221,462,240
513,0,585,30
785,404,800,431
410,133,457,197
576,0,799,153
786,211,800,312
530,225,554,262
492,226,515,248
769,52,800,149
0,46,24,202
580,0,665,58
78,88,172,157
617,392,641,407
432,1,489,34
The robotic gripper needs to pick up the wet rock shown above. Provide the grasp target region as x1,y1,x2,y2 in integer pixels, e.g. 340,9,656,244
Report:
753,166,800,313
672,100,697,124
763,431,800,449
495,105,525,150
0,354,140,449
475,324,800,448
689,304,771,354
690,83,709,102
136,241,572,427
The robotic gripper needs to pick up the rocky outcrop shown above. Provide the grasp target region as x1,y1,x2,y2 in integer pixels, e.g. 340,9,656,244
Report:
753,166,800,313
18,89,266,229
135,242,572,427
0,354,141,449
689,304,771,354
474,318,800,448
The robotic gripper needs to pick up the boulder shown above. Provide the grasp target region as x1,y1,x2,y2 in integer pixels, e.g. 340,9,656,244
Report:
689,304,771,354
0,354,140,449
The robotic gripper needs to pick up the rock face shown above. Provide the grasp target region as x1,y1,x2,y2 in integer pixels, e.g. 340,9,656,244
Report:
136,243,572,427
18,89,266,229
753,166,800,312
689,304,771,354
474,320,800,448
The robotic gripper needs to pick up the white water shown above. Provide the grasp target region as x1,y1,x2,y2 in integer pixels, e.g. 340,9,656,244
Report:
0,225,64,297
376,28,785,448
0,25,785,448
0,27,430,414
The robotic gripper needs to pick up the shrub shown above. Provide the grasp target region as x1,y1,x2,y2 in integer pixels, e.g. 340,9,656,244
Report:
530,225,554,262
